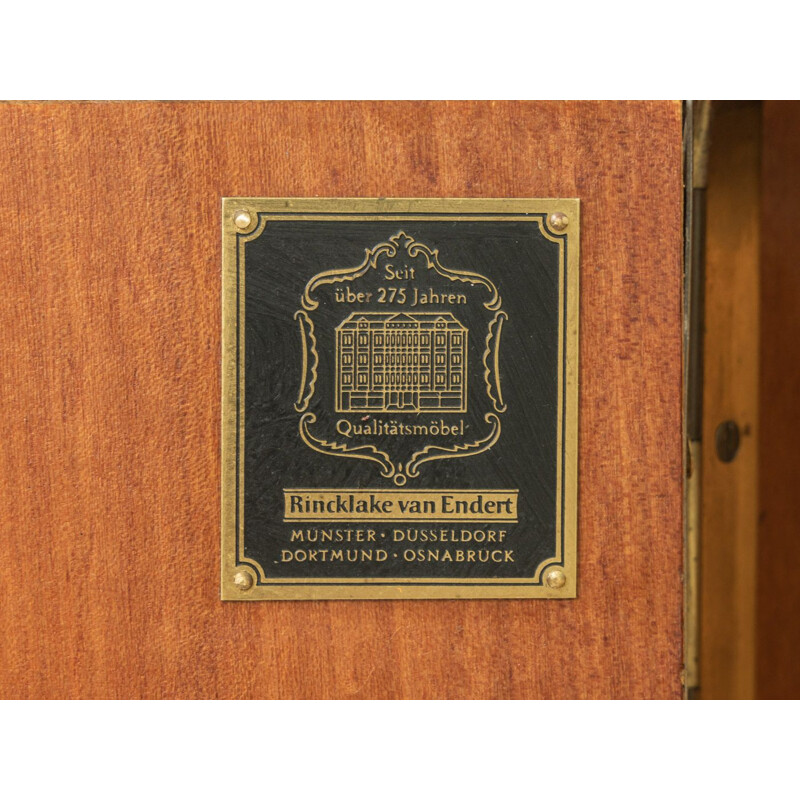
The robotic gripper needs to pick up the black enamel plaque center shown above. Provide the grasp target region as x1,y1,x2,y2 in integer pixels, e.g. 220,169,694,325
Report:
222,199,578,600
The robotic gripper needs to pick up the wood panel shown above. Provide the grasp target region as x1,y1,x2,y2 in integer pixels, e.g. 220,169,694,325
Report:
758,101,800,699
0,101,684,699
698,102,761,699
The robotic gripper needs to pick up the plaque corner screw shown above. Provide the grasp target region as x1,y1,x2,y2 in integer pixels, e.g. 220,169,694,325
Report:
545,568,567,589
234,209,252,230
233,570,254,591
548,212,569,232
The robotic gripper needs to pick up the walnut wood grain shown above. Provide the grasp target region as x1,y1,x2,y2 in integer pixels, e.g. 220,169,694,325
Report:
0,101,684,699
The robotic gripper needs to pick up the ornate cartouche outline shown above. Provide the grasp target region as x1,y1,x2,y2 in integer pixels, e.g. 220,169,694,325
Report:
296,231,507,485
405,413,502,478
299,412,396,479
483,311,508,413
301,231,501,311
293,311,318,413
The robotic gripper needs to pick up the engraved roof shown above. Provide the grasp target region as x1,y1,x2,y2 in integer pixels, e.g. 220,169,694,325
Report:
336,311,466,330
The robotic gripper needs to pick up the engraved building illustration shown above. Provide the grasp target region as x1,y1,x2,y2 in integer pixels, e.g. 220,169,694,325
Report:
336,312,467,412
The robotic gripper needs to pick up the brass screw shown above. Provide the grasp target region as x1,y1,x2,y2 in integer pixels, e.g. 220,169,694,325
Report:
545,568,567,589
234,209,252,230
548,212,569,232
233,571,254,591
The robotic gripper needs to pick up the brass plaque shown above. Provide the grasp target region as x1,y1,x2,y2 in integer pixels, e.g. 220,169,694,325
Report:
221,199,579,600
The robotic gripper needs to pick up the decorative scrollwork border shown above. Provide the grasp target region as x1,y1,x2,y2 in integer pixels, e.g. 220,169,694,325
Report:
483,311,508,413
406,238,502,310
299,412,503,487
301,231,502,312
293,311,318,413
406,413,502,478
298,412,397,480
301,239,396,311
